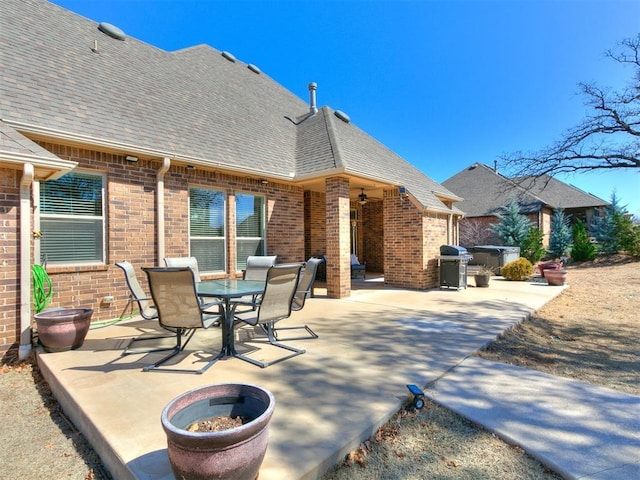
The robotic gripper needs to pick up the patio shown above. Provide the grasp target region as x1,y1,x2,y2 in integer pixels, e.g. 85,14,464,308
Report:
36,276,564,480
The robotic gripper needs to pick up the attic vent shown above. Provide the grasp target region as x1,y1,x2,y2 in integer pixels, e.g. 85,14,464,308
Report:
221,51,236,62
334,110,350,123
97,22,126,41
247,64,261,74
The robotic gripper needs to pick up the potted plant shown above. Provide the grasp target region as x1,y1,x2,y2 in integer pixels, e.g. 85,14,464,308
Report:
473,265,493,287
544,268,568,286
161,383,275,480
32,264,93,353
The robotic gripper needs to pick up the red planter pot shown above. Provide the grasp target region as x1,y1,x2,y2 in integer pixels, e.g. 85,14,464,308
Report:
544,269,568,286
538,262,562,277
34,308,93,353
162,383,275,480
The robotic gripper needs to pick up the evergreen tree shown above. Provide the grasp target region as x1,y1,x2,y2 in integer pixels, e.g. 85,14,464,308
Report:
571,219,597,261
490,199,532,248
548,208,572,259
592,192,625,255
521,227,546,264
616,214,640,257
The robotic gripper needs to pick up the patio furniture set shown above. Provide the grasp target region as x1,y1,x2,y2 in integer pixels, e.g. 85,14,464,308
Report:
115,256,322,374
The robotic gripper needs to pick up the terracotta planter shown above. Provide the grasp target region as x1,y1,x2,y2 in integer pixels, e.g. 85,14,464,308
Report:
162,383,275,480
474,274,490,287
538,262,562,277
34,308,93,353
544,269,567,286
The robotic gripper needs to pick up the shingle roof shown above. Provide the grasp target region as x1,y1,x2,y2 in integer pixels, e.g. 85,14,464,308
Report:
442,163,609,217
511,175,608,209
442,163,545,216
0,120,77,179
0,0,459,211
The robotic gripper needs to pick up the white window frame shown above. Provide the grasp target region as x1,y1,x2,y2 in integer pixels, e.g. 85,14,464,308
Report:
189,186,227,274
37,170,106,266
235,192,266,271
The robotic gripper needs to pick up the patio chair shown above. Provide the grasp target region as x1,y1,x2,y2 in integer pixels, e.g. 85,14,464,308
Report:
233,263,304,368
351,254,366,279
163,256,218,310
116,261,180,355
265,257,323,342
141,267,222,374
236,255,278,311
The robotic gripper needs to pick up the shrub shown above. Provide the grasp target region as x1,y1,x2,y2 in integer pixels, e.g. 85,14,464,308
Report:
617,214,640,258
571,219,597,262
501,257,534,281
520,227,546,264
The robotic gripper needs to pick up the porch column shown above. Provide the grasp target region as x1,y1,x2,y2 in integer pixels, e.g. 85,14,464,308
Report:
325,177,351,298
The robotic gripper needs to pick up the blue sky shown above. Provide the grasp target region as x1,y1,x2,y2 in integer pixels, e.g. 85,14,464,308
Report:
52,0,640,216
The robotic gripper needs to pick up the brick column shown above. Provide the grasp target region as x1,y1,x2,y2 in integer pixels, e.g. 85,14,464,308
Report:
325,177,351,298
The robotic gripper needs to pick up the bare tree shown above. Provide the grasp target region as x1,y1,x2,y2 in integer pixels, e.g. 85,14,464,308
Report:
502,34,640,178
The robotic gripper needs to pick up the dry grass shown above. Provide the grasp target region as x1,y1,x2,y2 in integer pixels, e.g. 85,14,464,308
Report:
323,257,639,479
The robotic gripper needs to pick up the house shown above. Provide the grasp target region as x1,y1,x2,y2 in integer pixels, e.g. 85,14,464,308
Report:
442,162,608,246
0,0,463,361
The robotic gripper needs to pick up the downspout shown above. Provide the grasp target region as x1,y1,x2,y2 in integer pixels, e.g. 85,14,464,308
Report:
156,157,171,266
19,164,34,360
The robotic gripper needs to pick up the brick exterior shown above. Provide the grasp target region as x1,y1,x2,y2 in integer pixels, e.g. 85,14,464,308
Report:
325,177,351,298
0,143,305,361
2,142,457,362
0,168,20,358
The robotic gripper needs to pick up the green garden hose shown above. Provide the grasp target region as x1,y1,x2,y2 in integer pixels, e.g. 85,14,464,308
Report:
32,264,53,313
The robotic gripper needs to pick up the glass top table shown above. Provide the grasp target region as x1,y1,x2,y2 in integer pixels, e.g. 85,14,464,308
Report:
196,280,265,359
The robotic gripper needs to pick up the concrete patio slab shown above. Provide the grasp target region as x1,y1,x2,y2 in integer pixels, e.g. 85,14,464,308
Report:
36,277,565,480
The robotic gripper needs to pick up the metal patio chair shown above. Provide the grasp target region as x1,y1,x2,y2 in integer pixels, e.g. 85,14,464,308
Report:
116,261,180,356
266,257,323,342
141,267,222,374
236,255,278,311
233,263,304,368
163,256,218,310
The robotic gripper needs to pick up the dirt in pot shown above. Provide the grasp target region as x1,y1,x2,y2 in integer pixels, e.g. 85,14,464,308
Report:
187,415,250,432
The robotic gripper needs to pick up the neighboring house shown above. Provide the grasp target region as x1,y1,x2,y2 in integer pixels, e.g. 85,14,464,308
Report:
0,0,463,360
442,162,608,247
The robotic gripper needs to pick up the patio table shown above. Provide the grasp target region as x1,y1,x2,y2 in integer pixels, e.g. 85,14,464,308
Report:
196,279,265,359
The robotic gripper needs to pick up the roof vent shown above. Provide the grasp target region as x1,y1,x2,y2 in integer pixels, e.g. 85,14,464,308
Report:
97,22,126,41
334,110,350,123
221,51,237,62
247,64,261,74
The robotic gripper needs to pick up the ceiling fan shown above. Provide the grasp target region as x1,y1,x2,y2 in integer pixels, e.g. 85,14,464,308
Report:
358,188,368,205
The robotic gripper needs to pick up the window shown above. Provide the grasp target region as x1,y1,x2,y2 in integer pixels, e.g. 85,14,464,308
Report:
189,187,226,273
39,171,105,265
236,193,265,270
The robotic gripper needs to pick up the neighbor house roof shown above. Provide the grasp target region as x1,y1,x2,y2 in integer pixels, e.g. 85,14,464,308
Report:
442,163,608,217
0,0,461,213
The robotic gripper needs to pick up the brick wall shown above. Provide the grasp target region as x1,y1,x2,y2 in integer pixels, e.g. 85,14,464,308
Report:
0,168,20,359
362,200,384,272
325,177,351,298
0,142,305,362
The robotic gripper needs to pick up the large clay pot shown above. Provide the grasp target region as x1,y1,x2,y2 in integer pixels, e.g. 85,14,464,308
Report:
538,262,562,277
162,383,275,480
544,269,567,286
34,308,93,353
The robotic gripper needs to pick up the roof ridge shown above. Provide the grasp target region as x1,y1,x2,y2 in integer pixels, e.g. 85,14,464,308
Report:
319,106,343,171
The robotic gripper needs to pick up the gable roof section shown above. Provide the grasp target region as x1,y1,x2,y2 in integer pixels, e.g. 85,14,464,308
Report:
1,0,460,213
442,163,545,216
0,121,77,180
512,175,608,209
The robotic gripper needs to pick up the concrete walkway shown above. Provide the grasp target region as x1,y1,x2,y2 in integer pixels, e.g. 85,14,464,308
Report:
35,276,637,479
427,357,640,480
